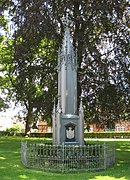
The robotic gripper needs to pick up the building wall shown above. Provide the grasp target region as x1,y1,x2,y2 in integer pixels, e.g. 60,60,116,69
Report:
83,120,130,133
115,120,130,132
38,121,52,133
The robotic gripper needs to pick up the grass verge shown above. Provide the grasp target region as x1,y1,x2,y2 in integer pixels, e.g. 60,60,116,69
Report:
0,136,130,180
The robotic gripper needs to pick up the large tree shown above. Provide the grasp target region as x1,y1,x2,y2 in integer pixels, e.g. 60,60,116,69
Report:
13,39,57,134
1,0,129,130
0,5,10,112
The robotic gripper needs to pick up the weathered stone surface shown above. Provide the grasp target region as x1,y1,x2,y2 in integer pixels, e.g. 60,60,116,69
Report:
52,15,84,145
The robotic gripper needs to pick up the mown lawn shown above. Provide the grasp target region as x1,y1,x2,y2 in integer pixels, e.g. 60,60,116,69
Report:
0,137,130,180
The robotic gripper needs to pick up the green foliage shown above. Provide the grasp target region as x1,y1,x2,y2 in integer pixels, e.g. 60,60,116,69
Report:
4,132,128,139
28,132,52,138
0,0,129,129
0,97,9,111
12,38,57,133
84,132,130,139
0,12,9,33
6,124,22,136
0,32,13,112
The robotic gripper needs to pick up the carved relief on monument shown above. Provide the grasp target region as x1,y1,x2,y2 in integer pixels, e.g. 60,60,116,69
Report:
65,123,75,142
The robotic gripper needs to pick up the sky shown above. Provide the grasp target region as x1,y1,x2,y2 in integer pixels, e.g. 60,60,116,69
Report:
0,101,23,130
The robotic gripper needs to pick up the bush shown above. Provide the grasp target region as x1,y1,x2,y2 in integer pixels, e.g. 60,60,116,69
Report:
29,132,52,138
1,129,130,139
5,124,22,136
84,132,130,139
27,132,130,139
0,131,10,136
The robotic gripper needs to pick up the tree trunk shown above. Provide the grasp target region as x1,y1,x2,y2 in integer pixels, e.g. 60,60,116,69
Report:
25,107,33,135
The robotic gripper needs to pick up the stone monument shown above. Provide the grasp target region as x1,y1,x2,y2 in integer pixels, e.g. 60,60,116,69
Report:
21,15,115,173
52,15,84,145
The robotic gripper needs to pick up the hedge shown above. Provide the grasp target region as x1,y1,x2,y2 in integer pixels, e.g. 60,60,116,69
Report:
0,131,25,136
29,132,130,138
0,131,130,138
84,132,130,138
29,132,52,138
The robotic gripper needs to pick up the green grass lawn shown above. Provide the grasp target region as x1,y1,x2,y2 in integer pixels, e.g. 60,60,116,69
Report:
0,137,130,180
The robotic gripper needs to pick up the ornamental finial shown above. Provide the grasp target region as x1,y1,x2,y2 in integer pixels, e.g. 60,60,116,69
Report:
57,95,62,113
79,96,84,113
62,11,72,28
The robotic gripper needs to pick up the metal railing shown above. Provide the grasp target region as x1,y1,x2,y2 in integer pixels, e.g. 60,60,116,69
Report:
21,141,115,172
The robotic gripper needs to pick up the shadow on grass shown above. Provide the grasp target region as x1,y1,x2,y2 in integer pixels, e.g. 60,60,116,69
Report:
0,137,130,180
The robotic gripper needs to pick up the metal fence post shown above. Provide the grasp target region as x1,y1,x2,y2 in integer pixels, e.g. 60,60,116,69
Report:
104,142,107,169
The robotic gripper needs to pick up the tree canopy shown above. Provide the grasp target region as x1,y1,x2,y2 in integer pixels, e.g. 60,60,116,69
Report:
0,0,129,131
0,5,10,111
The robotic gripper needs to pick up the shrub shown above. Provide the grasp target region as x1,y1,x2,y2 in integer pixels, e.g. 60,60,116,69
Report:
84,132,130,138
29,132,52,138
6,124,22,136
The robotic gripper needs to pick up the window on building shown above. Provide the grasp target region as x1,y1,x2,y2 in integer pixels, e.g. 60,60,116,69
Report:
116,126,126,132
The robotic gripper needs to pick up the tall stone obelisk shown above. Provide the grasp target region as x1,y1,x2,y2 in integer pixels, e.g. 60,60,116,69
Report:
52,15,84,145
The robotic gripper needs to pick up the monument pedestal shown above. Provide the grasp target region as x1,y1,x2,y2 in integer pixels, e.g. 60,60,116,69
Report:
53,103,84,145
